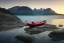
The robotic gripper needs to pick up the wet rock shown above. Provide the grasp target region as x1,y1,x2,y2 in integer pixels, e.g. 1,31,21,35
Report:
24,27,45,35
48,30,64,42
15,34,35,43
24,24,59,35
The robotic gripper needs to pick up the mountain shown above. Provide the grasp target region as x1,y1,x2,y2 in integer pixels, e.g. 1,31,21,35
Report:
33,8,57,15
43,8,57,15
8,6,35,15
8,6,63,15
0,7,24,31
33,8,45,15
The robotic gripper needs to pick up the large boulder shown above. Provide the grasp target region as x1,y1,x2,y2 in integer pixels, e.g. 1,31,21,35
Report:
0,7,24,31
15,34,35,43
24,24,59,35
48,30,64,41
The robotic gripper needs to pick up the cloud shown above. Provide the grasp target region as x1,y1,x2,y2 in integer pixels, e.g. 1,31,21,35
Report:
0,0,64,2
0,0,64,5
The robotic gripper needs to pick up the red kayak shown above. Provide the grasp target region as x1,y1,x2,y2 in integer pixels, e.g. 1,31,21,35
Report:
27,20,46,27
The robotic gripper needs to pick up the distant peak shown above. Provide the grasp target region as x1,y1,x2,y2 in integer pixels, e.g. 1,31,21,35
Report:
33,8,45,10
20,6,31,9
11,6,30,8
45,8,52,10
21,6,29,8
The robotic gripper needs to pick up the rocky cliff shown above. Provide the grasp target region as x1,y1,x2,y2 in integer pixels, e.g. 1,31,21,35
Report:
0,8,24,31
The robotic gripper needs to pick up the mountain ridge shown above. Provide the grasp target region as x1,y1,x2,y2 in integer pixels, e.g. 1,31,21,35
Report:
0,6,64,15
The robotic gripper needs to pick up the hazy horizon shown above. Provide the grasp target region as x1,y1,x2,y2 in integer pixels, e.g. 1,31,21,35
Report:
0,0,64,14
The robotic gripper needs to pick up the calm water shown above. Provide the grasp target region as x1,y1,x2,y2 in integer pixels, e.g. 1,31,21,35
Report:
0,15,64,43
18,15,64,27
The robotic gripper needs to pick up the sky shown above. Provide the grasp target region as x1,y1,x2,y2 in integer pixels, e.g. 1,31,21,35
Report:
0,0,64,14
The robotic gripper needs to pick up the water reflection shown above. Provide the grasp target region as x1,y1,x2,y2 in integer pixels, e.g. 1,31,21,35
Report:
51,19,64,28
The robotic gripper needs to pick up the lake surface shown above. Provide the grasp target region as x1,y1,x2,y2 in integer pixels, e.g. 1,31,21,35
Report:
0,15,64,43
17,15,64,28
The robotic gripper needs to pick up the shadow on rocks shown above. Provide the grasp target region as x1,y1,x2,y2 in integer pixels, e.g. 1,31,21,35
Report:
48,30,64,42
15,34,35,43
24,24,59,35
24,27,45,35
